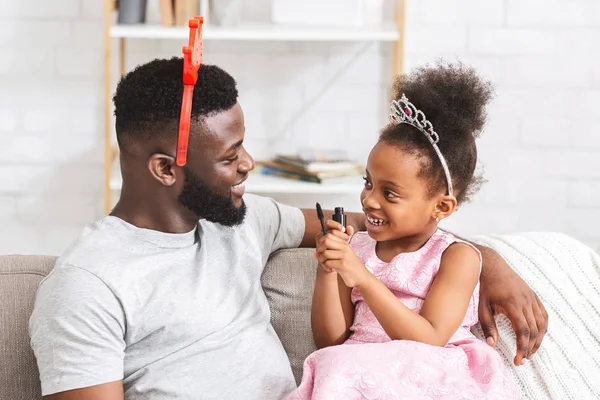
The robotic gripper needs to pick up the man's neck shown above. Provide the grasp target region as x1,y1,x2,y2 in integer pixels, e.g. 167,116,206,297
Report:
110,188,199,234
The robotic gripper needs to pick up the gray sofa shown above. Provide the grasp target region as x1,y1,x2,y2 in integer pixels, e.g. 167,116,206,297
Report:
2,233,600,399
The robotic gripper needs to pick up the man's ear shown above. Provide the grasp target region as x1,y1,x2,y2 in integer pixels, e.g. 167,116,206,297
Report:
148,153,178,186
434,195,458,221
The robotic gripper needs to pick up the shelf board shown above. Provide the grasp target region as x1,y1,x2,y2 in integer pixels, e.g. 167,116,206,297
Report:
110,23,399,42
245,174,363,194
110,173,363,195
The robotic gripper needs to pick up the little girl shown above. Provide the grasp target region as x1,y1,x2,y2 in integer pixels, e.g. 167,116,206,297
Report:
286,63,519,399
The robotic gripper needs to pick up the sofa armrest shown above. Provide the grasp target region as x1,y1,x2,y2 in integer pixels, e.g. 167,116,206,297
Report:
0,255,57,400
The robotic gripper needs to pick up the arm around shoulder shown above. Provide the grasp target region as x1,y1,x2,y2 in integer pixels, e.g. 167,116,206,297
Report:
29,265,126,398
244,194,306,253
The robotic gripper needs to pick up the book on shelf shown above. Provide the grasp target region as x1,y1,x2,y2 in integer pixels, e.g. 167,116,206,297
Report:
173,0,199,26
295,147,350,162
274,154,359,173
159,0,175,26
274,148,360,171
257,165,363,185
255,157,364,184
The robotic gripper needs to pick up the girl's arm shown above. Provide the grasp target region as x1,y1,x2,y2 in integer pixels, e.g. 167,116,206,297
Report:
358,242,480,346
311,221,356,348
311,268,354,348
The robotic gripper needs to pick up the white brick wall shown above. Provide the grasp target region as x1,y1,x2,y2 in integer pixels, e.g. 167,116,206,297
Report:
0,0,105,255
0,0,598,255
406,0,600,251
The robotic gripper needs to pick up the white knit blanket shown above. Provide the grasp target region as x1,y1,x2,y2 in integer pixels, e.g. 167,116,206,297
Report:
468,232,600,399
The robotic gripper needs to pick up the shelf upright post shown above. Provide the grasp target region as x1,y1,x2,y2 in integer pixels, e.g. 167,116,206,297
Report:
393,0,405,78
120,38,127,77
103,0,114,215
104,0,128,215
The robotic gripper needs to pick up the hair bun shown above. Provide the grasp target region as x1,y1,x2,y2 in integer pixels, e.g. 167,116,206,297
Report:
392,60,494,140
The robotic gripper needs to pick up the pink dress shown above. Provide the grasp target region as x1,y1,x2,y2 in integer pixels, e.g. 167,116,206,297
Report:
286,230,519,400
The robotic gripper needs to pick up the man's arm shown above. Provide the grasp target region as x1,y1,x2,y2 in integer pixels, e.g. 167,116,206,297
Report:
475,243,548,365
440,227,549,365
45,382,123,400
437,228,549,363
299,209,365,248
30,266,126,397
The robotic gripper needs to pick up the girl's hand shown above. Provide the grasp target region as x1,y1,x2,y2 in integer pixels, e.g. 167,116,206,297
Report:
316,221,371,288
313,221,335,274
313,219,348,273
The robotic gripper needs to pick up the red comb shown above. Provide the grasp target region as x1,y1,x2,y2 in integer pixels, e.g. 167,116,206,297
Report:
176,16,204,167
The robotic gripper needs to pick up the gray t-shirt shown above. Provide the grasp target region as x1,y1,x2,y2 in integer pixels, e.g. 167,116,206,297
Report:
29,194,305,399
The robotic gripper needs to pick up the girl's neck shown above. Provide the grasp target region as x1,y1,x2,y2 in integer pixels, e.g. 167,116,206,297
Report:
375,225,439,263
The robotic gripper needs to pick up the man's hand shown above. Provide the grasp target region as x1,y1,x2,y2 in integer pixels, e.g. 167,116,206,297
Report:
477,245,548,366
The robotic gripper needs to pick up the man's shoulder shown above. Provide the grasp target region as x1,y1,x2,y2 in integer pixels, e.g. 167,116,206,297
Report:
56,217,134,277
242,193,302,225
240,193,305,252
242,193,275,213
36,218,123,306
238,194,279,230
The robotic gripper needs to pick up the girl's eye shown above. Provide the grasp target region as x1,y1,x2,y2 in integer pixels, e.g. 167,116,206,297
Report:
384,190,398,199
362,177,372,187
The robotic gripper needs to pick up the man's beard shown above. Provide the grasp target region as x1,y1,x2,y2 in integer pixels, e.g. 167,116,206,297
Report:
178,166,246,227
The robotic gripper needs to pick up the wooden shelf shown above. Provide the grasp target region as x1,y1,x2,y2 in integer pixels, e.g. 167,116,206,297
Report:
110,171,363,195
103,0,405,213
110,23,400,42
245,174,364,194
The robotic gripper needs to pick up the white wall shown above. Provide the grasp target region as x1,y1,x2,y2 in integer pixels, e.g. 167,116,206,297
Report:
403,0,600,250
0,0,598,255
0,1,106,254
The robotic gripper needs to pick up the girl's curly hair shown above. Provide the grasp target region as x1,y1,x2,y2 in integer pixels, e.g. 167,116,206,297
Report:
380,61,494,204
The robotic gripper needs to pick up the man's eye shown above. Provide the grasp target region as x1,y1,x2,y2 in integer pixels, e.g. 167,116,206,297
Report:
225,155,239,164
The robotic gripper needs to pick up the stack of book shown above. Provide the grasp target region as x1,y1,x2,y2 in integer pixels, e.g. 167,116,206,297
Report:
256,152,364,184
159,0,203,26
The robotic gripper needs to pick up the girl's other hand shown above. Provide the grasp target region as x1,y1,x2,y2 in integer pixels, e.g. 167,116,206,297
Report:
324,219,348,235
316,224,372,288
315,220,349,273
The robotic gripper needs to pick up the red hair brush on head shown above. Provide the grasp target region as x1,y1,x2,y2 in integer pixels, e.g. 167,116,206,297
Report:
176,16,204,166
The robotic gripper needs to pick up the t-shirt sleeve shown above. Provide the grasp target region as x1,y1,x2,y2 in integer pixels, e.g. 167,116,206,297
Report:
29,265,126,396
244,194,305,257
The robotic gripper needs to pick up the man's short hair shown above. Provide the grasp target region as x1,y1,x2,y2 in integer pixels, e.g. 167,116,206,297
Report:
113,57,238,147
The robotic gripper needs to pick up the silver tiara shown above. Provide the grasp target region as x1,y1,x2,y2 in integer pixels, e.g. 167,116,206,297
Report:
389,94,453,196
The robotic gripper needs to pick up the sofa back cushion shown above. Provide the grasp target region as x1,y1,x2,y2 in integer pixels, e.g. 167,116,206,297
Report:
0,250,316,399
0,255,56,400
5,234,599,399
262,248,317,383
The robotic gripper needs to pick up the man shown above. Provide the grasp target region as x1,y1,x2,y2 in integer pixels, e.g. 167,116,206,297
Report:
29,58,547,399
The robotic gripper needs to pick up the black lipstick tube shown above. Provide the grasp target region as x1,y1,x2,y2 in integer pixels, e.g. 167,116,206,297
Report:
332,207,345,228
